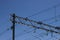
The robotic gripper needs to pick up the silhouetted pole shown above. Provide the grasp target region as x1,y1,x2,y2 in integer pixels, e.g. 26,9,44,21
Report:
12,14,15,40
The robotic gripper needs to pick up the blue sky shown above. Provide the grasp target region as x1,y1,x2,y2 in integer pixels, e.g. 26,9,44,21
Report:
0,0,60,40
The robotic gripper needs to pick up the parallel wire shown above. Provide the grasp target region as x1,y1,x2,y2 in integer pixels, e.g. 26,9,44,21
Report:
0,27,11,36
31,35,41,40
54,6,57,21
16,16,60,30
9,4,60,40
27,3,60,18
42,15,60,22
15,19,60,34
7,29,34,40
27,3,60,29
24,34,42,40
16,29,34,38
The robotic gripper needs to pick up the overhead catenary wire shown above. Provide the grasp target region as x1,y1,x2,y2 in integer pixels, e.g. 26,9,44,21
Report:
10,15,60,39
9,4,60,39
1,3,60,40
13,18,60,34
28,19,37,33
10,14,60,40
54,6,57,21
24,35,41,40
31,35,41,40
15,16,60,34
16,15,60,39
16,16,60,30
42,15,60,22
0,27,11,36
7,29,34,40
27,3,60,18
16,29,34,38
42,14,60,25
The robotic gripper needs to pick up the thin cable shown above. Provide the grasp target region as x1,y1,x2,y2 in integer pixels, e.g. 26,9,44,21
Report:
27,3,60,18
15,15,58,33
42,15,60,22
54,6,57,21
24,34,42,40
28,18,37,33
7,28,34,40
16,29,33,38
0,27,11,36
15,20,60,34
16,16,60,30
31,35,41,40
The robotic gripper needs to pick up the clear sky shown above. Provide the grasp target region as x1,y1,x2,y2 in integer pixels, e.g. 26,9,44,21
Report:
0,0,60,40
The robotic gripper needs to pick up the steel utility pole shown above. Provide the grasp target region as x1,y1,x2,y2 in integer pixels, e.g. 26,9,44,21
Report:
12,14,15,40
